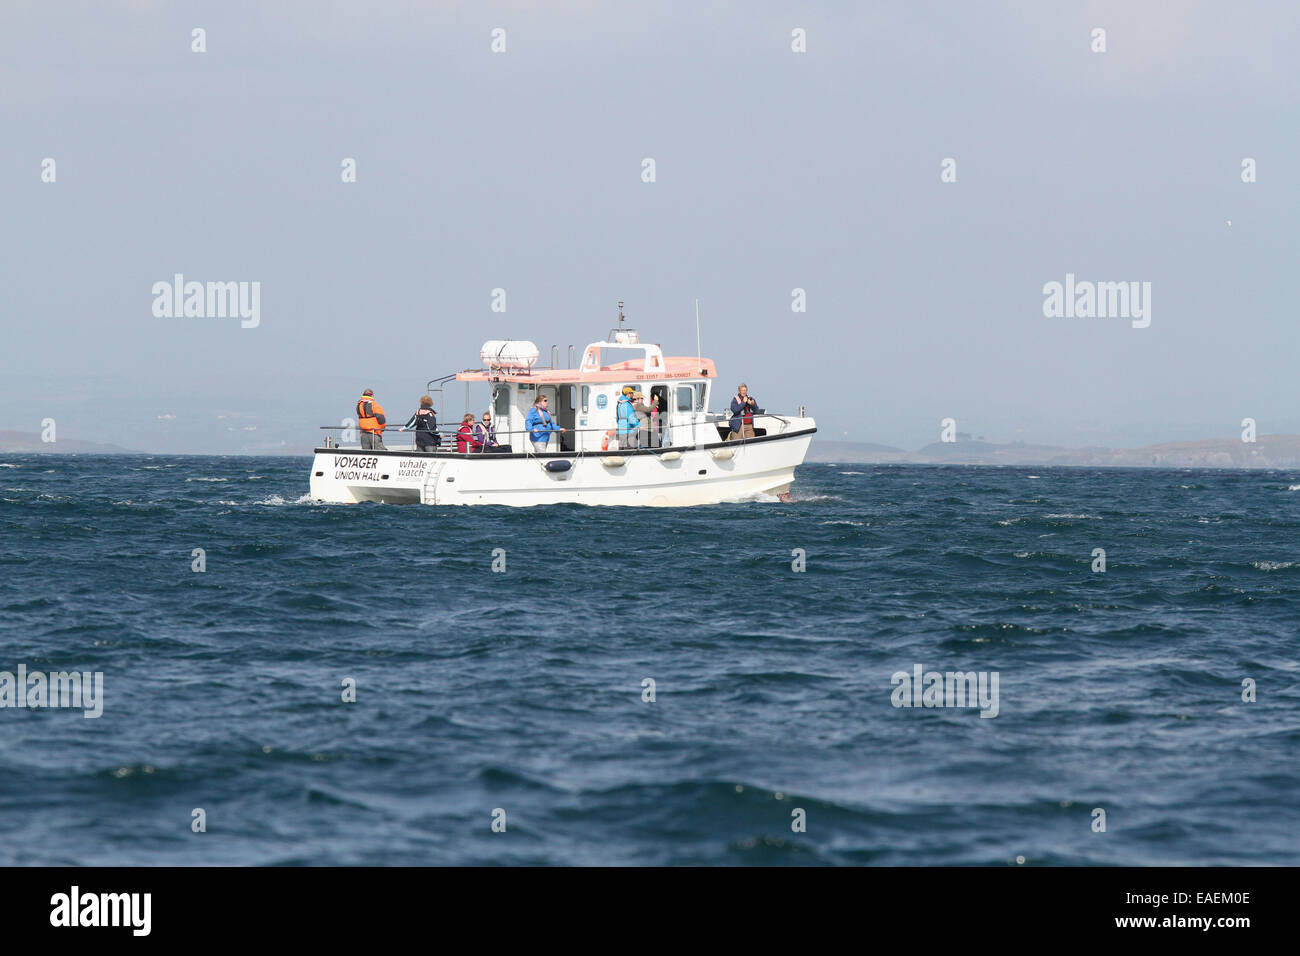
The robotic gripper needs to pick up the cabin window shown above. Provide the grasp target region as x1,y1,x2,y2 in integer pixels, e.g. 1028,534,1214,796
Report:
581,385,589,413
696,383,707,411
676,386,694,412
494,389,510,416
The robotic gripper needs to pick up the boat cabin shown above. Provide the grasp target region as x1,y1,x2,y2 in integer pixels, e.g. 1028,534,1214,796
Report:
456,329,718,453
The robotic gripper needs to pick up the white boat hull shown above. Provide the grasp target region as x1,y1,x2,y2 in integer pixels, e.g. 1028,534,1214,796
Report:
308,418,816,507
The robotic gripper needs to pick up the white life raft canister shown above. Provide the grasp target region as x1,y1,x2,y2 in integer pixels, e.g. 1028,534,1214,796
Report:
481,340,540,369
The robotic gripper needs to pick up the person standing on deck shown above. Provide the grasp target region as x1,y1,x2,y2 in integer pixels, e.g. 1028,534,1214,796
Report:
649,394,662,448
525,395,564,454
403,395,439,451
357,389,387,450
728,383,757,441
616,386,642,450
633,390,654,448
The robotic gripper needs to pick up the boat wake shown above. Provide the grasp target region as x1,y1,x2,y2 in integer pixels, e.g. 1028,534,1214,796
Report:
721,490,781,504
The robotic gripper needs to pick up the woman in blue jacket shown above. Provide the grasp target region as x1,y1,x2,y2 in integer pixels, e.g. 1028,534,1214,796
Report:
616,386,641,449
524,395,564,453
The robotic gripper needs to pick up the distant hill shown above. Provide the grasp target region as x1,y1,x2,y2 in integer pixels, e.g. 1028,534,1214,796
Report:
809,435,1300,469
0,429,138,454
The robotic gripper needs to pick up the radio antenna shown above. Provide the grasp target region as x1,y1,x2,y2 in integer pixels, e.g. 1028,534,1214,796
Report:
695,298,703,372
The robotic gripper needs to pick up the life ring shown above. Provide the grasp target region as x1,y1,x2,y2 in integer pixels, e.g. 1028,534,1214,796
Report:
601,430,616,451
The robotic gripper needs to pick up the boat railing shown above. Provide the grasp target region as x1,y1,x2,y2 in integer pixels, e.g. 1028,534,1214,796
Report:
316,411,803,452
318,422,679,451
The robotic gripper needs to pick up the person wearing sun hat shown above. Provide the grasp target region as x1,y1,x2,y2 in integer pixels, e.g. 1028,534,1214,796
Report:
616,385,641,449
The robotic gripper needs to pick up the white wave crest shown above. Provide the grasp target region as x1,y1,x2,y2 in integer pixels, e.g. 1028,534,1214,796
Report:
722,491,780,504
1252,560,1295,571
262,494,318,505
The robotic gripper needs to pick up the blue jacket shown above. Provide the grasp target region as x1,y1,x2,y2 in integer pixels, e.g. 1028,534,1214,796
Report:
616,396,640,436
729,394,757,432
525,406,560,443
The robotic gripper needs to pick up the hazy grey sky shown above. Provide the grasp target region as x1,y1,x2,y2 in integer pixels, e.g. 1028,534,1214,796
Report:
3,1,1297,453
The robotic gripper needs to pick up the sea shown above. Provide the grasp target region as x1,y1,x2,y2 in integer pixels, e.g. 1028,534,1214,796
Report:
1,455,1297,865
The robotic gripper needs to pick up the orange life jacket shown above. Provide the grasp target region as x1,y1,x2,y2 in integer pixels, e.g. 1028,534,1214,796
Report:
357,397,386,433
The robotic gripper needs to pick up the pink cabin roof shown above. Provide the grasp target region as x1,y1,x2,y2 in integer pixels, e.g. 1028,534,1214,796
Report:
457,356,716,385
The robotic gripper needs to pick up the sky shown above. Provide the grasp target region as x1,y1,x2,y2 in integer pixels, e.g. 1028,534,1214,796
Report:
2,0,1297,453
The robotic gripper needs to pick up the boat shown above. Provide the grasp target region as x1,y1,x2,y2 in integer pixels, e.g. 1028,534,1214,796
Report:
308,305,816,506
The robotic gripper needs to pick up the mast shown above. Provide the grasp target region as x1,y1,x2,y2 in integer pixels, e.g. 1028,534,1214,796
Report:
609,300,637,345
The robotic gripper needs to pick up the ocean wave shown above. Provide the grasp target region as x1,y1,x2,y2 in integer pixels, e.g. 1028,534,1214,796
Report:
1252,561,1296,571
215,494,318,506
723,491,780,504
998,512,1097,526
186,477,228,482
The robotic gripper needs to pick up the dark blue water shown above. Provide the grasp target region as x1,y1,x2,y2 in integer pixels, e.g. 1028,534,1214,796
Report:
1,455,1297,865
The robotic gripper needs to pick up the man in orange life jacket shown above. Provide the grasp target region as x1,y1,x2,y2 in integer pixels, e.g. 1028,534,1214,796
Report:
356,389,387,450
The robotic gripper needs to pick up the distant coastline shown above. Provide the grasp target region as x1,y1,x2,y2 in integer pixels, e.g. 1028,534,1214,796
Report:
809,436,1300,469
0,429,138,454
